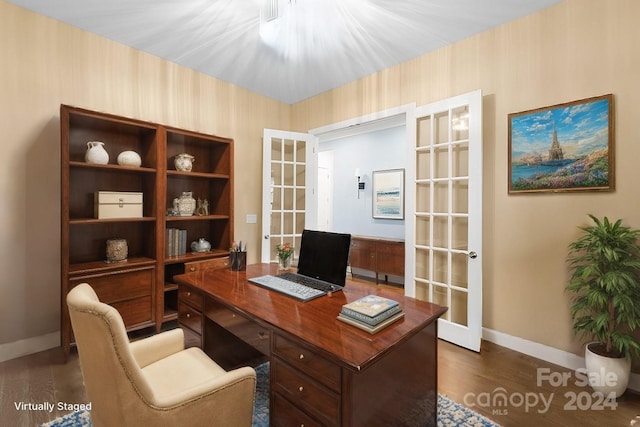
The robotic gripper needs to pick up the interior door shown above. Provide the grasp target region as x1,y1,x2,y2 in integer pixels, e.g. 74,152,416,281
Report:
261,129,316,263
408,90,483,351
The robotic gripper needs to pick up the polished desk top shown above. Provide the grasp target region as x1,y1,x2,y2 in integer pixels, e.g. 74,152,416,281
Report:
174,263,447,372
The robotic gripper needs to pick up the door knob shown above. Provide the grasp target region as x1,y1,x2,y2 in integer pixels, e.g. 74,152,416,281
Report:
468,251,478,259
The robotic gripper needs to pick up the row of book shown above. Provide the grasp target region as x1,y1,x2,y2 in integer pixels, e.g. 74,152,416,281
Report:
166,228,188,257
337,294,404,334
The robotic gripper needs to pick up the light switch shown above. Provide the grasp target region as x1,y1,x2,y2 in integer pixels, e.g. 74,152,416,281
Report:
246,214,257,224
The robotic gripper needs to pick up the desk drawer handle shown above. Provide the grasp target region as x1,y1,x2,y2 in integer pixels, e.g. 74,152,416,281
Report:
299,354,305,360
298,386,304,392
187,291,192,296
186,313,191,318
190,266,196,272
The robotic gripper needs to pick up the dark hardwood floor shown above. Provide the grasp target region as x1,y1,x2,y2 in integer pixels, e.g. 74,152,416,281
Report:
1,278,638,426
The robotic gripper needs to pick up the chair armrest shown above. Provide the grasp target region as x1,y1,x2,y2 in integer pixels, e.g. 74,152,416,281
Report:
130,328,185,368
152,366,256,409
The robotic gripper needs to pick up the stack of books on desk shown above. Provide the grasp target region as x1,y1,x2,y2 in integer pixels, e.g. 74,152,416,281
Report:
337,294,404,334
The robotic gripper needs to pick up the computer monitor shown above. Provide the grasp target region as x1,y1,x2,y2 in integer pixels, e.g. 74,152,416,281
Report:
296,229,352,287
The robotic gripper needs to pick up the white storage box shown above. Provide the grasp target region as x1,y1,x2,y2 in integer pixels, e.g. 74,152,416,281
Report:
94,191,143,219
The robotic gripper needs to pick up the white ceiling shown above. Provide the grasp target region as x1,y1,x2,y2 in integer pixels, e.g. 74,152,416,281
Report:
8,0,562,104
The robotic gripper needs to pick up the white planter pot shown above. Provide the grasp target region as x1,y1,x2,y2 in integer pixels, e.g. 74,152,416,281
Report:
584,342,631,398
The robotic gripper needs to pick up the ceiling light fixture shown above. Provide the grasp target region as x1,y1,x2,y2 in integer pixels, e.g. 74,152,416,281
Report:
259,0,365,62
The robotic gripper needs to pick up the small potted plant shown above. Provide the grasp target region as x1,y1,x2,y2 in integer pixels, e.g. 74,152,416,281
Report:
566,214,640,397
276,243,294,271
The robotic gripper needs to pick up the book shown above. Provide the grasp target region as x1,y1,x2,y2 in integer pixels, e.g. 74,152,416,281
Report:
342,294,400,318
337,311,405,334
341,304,403,326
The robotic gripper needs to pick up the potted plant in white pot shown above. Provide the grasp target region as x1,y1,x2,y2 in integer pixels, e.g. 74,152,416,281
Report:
566,215,640,397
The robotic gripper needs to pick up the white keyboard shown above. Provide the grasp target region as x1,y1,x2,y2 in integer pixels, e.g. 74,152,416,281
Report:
249,275,326,302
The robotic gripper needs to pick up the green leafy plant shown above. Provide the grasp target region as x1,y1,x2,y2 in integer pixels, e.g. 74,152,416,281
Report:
566,215,640,359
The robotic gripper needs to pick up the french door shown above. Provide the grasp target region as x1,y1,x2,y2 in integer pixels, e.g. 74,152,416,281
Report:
261,129,316,263
408,90,483,351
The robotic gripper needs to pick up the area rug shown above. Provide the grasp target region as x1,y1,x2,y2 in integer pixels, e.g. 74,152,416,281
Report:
41,362,499,427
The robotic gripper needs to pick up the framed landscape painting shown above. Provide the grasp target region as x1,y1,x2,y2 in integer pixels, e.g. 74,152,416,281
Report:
508,94,614,194
373,169,404,219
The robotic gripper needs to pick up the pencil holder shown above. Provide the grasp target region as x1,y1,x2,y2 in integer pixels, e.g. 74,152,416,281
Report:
230,251,246,271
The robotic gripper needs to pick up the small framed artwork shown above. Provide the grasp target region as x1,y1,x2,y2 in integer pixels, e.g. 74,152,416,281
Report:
372,169,404,219
508,94,614,194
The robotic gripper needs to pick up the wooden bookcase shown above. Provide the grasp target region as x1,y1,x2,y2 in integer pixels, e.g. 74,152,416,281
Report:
60,105,233,356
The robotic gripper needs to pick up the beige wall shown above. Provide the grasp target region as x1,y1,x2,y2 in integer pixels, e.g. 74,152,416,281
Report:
292,0,640,370
0,0,290,346
1,0,639,372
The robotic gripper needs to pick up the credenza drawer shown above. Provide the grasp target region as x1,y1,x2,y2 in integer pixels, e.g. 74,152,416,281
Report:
178,287,203,311
71,267,154,304
272,358,340,426
184,257,230,273
178,303,202,334
272,391,323,427
273,334,341,392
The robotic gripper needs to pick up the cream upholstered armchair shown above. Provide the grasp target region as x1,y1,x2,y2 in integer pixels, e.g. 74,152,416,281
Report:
67,283,256,427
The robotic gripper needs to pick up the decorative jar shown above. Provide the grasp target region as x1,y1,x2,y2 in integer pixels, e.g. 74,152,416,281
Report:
175,192,196,216
85,141,109,165
106,238,128,263
174,153,195,172
116,150,142,167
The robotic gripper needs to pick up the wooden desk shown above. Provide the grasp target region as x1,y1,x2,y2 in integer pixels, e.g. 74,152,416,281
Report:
174,263,446,427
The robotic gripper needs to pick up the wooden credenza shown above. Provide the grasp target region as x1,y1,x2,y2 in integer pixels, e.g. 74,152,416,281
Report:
175,263,446,426
349,236,404,284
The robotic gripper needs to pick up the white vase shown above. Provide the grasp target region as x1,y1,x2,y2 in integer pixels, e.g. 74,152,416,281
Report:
117,150,142,167
85,141,109,164
584,342,631,398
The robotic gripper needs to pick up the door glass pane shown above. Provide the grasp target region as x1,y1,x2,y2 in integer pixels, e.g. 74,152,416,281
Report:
432,285,448,312
451,289,468,326
432,250,448,284
270,212,281,235
433,181,448,213
433,146,449,179
272,187,282,210
295,188,305,210
283,212,294,235
271,164,282,186
452,180,468,214
283,188,294,210
296,140,306,162
417,116,432,148
452,217,468,252
434,112,449,145
296,164,306,186
284,139,295,162
452,143,469,178
416,150,430,181
432,216,448,248
415,247,429,280
415,216,430,246
451,106,469,142
451,252,468,289
271,138,282,161
416,183,430,213
284,163,294,186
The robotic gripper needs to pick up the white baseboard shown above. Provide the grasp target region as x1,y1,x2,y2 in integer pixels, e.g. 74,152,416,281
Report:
0,331,59,363
482,327,640,393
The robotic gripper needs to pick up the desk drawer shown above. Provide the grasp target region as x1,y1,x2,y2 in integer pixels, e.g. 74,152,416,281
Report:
178,287,203,311
273,334,341,392
205,300,270,355
178,303,202,334
184,257,230,273
272,391,322,427
272,358,340,426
